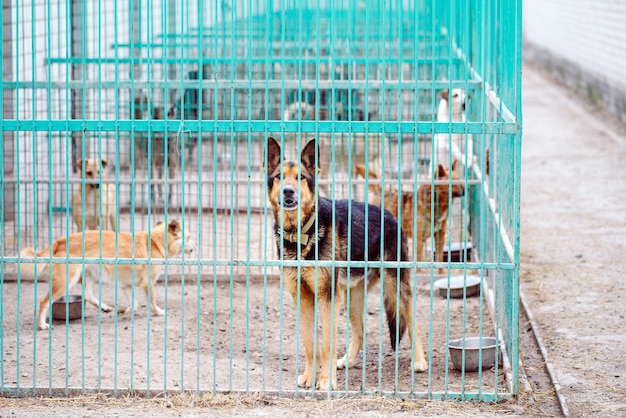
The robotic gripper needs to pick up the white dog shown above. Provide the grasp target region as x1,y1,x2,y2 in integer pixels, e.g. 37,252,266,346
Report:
430,88,474,176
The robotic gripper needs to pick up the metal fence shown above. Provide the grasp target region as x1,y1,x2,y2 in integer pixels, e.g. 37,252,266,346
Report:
1,0,521,401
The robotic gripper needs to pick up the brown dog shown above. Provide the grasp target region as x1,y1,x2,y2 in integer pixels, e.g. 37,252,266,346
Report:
73,158,117,232
267,137,427,391
356,161,464,273
20,220,195,330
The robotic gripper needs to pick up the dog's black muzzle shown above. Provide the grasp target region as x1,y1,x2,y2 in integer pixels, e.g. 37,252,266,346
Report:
86,181,100,190
281,185,298,211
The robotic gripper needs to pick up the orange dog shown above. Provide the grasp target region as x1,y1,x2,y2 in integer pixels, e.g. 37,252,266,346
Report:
356,161,464,273
20,220,194,330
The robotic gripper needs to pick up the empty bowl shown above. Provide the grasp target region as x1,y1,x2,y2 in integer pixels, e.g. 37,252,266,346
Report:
448,336,499,372
433,275,481,298
51,295,83,321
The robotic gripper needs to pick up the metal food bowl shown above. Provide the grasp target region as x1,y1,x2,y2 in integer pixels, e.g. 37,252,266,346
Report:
51,295,83,321
433,275,481,298
443,242,473,262
448,337,499,372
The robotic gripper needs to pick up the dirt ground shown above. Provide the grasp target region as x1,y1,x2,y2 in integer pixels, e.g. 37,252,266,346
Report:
1,274,560,417
518,64,626,417
1,272,505,393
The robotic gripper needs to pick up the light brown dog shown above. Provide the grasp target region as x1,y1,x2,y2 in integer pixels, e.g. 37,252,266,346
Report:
73,158,117,232
20,220,195,330
356,161,464,273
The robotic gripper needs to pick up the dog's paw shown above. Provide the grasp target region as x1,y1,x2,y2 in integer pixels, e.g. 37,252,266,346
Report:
38,322,51,331
413,359,428,372
101,305,114,313
316,375,337,391
297,373,313,388
337,355,351,370
153,307,165,316
118,306,131,314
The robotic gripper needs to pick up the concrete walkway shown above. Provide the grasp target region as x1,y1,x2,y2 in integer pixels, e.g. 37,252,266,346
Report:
520,63,626,416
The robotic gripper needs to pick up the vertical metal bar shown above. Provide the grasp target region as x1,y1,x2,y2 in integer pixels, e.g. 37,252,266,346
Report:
128,0,138,394
343,0,353,393
244,0,253,394
0,0,6,393
411,0,422,395
112,0,123,396
33,0,44,393
277,1,287,395
95,0,106,393
211,0,219,393
194,0,206,394
377,0,386,394
79,0,88,393
227,0,235,392
261,0,271,393
361,0,370,392
511,0,523,395
395,0,404,394
14,0,23,393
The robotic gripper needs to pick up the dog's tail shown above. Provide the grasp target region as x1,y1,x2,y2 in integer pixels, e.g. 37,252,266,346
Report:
384,232,411,351
355,164,382,195
19,241,60,278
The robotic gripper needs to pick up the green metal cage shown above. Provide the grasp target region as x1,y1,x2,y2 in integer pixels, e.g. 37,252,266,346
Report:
1,0,521,401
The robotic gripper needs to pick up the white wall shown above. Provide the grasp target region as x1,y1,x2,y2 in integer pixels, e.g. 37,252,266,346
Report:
523,0,626,120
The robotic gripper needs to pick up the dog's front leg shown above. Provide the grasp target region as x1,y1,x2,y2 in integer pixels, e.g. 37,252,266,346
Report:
317,289,342,391
338,283,364,370
118,281,139,314
434,220,447,274
142,270,164,316
415,230,426,274
83,268,114,313
295,286,321,389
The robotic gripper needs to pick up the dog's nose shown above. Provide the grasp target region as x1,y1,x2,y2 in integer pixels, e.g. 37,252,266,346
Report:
282,185,298,209
184,240,196,254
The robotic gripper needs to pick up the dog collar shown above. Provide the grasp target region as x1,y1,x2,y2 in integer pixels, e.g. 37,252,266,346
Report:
280,214,316,246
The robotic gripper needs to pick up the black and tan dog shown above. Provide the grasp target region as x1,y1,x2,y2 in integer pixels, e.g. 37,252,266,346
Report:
266,137,428,391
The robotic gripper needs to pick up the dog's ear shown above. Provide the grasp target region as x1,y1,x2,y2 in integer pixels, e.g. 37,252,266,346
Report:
439,89,449,101
101,158,108,170
300,139,319,176
266,137,282,174
355,164,381,194
451,159,458,172
437,164,447,179
355,164,367,179
168,219,182,234
355,163,378,180
402,192,413,207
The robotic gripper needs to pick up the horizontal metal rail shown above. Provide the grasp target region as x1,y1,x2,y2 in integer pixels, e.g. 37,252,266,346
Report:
12,256,517,271
1,120,519,134
3,79,483,91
